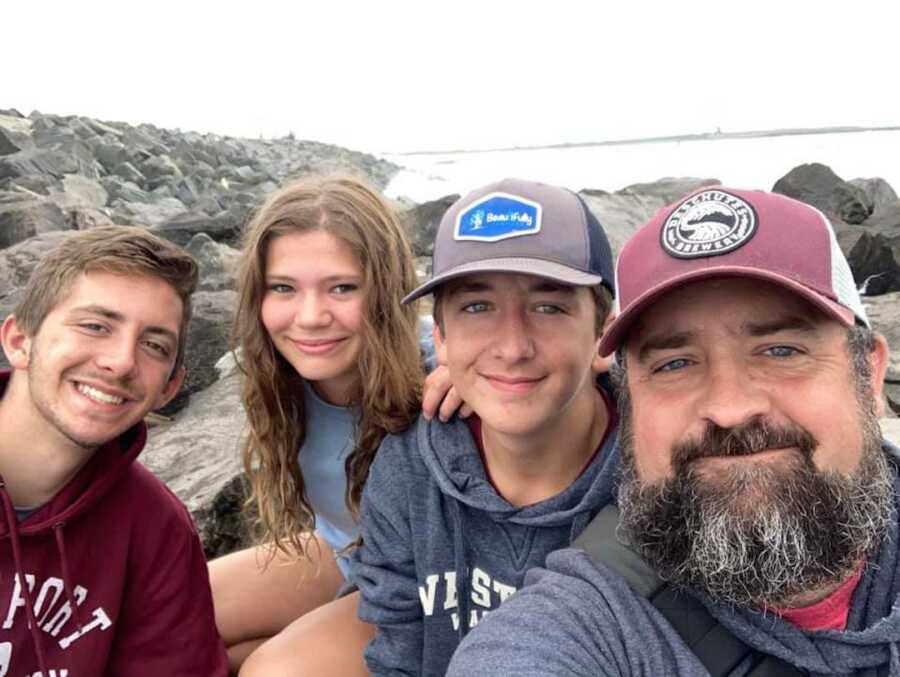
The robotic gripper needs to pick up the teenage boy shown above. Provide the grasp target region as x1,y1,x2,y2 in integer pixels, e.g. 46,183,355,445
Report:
0,227,228,676
350,178,620,676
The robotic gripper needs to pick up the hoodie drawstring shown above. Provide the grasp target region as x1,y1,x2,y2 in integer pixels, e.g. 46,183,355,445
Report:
54,522,83,631
0,476,50,676
451,499,471,642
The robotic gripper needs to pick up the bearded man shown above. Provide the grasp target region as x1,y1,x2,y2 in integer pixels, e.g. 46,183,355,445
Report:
447,187,900,676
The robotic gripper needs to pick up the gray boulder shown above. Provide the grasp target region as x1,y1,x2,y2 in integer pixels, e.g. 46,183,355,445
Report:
157,289,237,416
851,178,898,217
151,205,249,247
111,197,187,227
773,163,870,225
48,174,109,210
0,149,79,180
401,194,460,257
185,233,241,291
837,228,900,295
0,197,70,249
140,370,248,557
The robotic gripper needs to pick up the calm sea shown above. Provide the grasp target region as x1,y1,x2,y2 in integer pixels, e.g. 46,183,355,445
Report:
382,130,900,203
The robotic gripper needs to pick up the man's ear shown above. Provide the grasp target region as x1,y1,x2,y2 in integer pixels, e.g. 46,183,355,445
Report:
1,315,33,370
154,365,186,410
870,333,891,417
591,312,616,374
433,321,449,367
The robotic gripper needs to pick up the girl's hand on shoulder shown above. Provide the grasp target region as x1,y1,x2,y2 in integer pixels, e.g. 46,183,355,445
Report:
422,365,472,422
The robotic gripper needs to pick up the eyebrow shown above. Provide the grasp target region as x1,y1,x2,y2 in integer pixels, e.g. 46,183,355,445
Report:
70,305,179,344
265,273,361,283
634,314,821,363
636,331,695,364
745,315,820,337
448,279,577,296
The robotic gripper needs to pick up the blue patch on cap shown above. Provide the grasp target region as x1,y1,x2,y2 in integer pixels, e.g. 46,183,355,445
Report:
454,192,542,242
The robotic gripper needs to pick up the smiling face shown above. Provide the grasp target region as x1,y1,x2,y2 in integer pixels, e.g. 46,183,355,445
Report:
434,272,604,439
2,271,184,452
617,276,892,606
259,229,366,405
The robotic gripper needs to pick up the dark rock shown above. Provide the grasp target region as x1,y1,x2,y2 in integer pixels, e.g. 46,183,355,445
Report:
866,292,900,383
185,232,241,291
0,149,79,180
156,289,237,416
140,154,182,184
400,194,459,257
151,205,248,247
197,475,252,559
837,229,900,294
0,128,33,157
112,161,145,185
0,198,70,248
773,163,871,224
89,138,130,172
48,174,109,210
2,175,54,196
851,178,898,217
102,177,152,204
110,197,187,227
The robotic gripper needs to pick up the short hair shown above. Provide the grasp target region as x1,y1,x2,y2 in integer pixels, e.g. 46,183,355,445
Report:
432,281,613,337
13,226,198,372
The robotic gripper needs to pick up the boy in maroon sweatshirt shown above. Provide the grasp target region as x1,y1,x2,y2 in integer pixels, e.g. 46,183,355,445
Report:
0,227,228,676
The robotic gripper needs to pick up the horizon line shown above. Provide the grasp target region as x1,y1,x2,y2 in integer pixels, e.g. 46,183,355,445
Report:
383,124,900,157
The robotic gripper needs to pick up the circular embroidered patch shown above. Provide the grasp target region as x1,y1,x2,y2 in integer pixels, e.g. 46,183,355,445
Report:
660,190,758,259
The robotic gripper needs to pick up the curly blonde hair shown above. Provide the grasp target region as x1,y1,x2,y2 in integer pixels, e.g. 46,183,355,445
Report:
234,175,423,560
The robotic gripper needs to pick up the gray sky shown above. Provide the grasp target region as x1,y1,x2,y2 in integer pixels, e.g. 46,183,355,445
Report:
6,0,899,154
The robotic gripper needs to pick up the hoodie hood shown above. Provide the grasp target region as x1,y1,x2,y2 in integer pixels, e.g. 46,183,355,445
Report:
417,411,620,529
701,441,900,676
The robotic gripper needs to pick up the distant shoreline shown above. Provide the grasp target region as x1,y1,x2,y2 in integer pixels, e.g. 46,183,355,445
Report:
391,125,900,157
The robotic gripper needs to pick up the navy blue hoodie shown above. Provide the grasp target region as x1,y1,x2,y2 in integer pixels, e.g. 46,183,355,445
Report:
349,399,620,676
448,442,900,677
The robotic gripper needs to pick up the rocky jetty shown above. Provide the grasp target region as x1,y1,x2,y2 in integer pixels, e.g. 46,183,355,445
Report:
2,109,898,557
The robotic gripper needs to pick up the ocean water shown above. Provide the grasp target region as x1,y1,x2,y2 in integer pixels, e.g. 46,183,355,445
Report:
382,130,900,203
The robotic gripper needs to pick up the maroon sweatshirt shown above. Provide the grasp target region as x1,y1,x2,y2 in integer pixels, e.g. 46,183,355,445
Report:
0,372,228,676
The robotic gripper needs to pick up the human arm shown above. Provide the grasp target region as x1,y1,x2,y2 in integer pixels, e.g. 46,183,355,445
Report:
349,438,426,676
447,549,707,677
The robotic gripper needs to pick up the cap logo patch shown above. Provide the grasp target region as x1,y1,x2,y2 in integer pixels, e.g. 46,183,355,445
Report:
661,190,757,259
455,192,542,242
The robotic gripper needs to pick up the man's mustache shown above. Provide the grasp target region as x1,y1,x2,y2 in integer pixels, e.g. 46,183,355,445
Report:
671,418,818,469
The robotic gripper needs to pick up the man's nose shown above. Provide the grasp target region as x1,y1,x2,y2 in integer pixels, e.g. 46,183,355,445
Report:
490,309,536,363
95,337,138,378
696,360,770,430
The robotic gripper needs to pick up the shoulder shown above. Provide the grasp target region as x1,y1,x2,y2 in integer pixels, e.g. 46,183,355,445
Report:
115,463,199,537
365,414,432,495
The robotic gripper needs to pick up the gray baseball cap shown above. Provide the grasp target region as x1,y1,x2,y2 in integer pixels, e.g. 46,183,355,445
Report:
402,178,616,303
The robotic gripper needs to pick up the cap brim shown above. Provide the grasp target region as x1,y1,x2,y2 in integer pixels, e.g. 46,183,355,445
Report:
402,257,606,304
599,266,857,356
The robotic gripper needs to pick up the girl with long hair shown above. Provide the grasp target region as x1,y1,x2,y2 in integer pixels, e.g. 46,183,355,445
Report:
209,174,455,675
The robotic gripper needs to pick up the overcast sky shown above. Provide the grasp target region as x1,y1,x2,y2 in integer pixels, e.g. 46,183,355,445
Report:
6,1,899,154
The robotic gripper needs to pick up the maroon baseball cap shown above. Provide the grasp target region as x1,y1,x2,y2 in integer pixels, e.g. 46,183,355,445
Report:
599,187,868,357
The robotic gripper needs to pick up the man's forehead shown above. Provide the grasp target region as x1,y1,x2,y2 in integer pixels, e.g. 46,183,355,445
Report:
625,278,834,352
56,271,182,329
443,272,576,296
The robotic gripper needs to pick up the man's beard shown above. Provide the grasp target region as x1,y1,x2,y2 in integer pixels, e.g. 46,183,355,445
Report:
617,388,894,608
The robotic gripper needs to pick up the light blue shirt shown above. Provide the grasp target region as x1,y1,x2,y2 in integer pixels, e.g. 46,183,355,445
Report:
298,380,359,578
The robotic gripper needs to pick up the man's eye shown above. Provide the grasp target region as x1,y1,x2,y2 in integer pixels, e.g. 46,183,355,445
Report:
79,323,107,333
461,302,489,313
534,304,564,314
763,345,801,358
143,340,171,358
653,358,692,373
